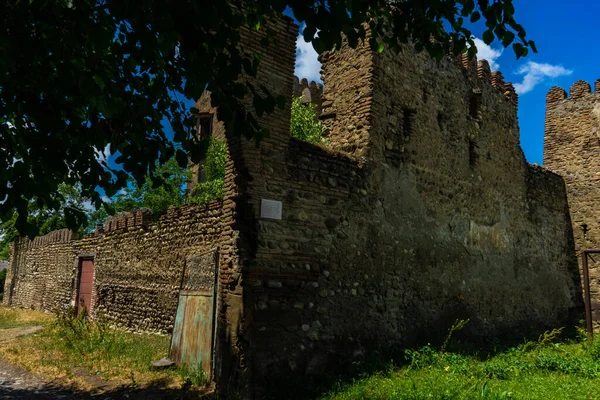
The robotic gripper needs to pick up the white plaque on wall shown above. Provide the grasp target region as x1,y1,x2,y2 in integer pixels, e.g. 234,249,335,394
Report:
260,199,283,220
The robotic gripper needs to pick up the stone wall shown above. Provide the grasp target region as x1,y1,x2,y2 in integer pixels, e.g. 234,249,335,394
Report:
4,230,77,312
319,36,375,157
544,80,600,307
190,12,300,397
219,37,581,397
4,203,227,334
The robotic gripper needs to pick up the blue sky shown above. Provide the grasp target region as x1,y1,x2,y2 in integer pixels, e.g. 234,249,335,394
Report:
293,1,599,165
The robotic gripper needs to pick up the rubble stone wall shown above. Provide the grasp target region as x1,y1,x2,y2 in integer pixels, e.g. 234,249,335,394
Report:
227,38,582,397
4,230,77,312
544,80,600,307
3,203,227,334
190,13,300,397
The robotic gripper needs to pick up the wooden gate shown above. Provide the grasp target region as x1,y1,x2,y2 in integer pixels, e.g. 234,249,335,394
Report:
170,249,219,377
77,258,94,315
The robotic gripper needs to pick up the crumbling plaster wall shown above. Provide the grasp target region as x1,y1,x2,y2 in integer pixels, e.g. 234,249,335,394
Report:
544,80,600,305
366,45,580,342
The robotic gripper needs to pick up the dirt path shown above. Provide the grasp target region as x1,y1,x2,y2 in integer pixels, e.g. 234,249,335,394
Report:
0,358,80,399
0,326,43,342
0,326,210,399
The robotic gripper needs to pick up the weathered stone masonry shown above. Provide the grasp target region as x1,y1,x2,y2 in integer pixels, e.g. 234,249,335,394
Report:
4,203,226,333
544,80,600,312
5,13,583,400
225,34,581,397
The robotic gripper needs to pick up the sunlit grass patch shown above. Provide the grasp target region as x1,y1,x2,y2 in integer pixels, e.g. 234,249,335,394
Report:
322,324,600,400
0,306,53,329
0,309,208,393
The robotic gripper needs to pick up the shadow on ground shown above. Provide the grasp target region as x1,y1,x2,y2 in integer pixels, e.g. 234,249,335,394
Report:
0,379,213,399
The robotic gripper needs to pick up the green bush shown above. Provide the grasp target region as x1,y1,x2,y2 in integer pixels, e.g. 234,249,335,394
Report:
290,96,325,145
190,138,226,206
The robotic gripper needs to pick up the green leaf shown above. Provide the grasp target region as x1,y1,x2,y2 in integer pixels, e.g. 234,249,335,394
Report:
501,31,515,47
276,95,286,110
175,149,188,168
512,43,528,59
93,75,105,91
529,40,538,53
369,38,384,53
483,30,494,45
78,75,95,96
312,38,325,54
470,11,481,22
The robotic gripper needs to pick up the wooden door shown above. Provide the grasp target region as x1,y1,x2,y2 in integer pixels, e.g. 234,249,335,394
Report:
170,250,218,378
77,259,94,315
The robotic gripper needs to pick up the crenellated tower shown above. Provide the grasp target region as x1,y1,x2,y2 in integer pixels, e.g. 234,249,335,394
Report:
292,76,323,113
545,79,600,301
318,35,521,167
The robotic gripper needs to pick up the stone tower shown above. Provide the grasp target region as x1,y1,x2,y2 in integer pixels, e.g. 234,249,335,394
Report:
545,80,600,303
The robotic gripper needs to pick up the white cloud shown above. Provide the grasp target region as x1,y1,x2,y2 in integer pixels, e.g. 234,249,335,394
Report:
94,144,111,164
81,200,95,212
294,25,322,83
472,37,503,71
513,62,573,95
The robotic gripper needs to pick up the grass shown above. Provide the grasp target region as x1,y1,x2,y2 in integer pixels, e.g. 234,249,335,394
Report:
0,306,53,329
321,325,600,400
0,308,208,393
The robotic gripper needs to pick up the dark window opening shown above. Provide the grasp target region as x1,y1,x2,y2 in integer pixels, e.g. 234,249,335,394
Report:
469,139,479,167
197,113,214,141
469,90,482,120
437,112,446,131
403,109,416,139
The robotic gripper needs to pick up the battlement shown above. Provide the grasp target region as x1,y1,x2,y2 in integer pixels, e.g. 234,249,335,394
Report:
293,76,323,112
99,208,153,233
546,79,600,103
29,229,76,248
456,53,519,106
95,202,223,235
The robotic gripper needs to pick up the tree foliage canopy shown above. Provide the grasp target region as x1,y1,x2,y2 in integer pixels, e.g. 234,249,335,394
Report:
91,156,191,225
0,158,190,260
0,183,92,259
0,0,534,235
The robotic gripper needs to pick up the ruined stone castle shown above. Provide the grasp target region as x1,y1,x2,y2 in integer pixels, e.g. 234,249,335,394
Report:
4,14,583,399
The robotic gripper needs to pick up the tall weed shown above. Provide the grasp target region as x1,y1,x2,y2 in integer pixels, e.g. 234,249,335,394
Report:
52,308,126,358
